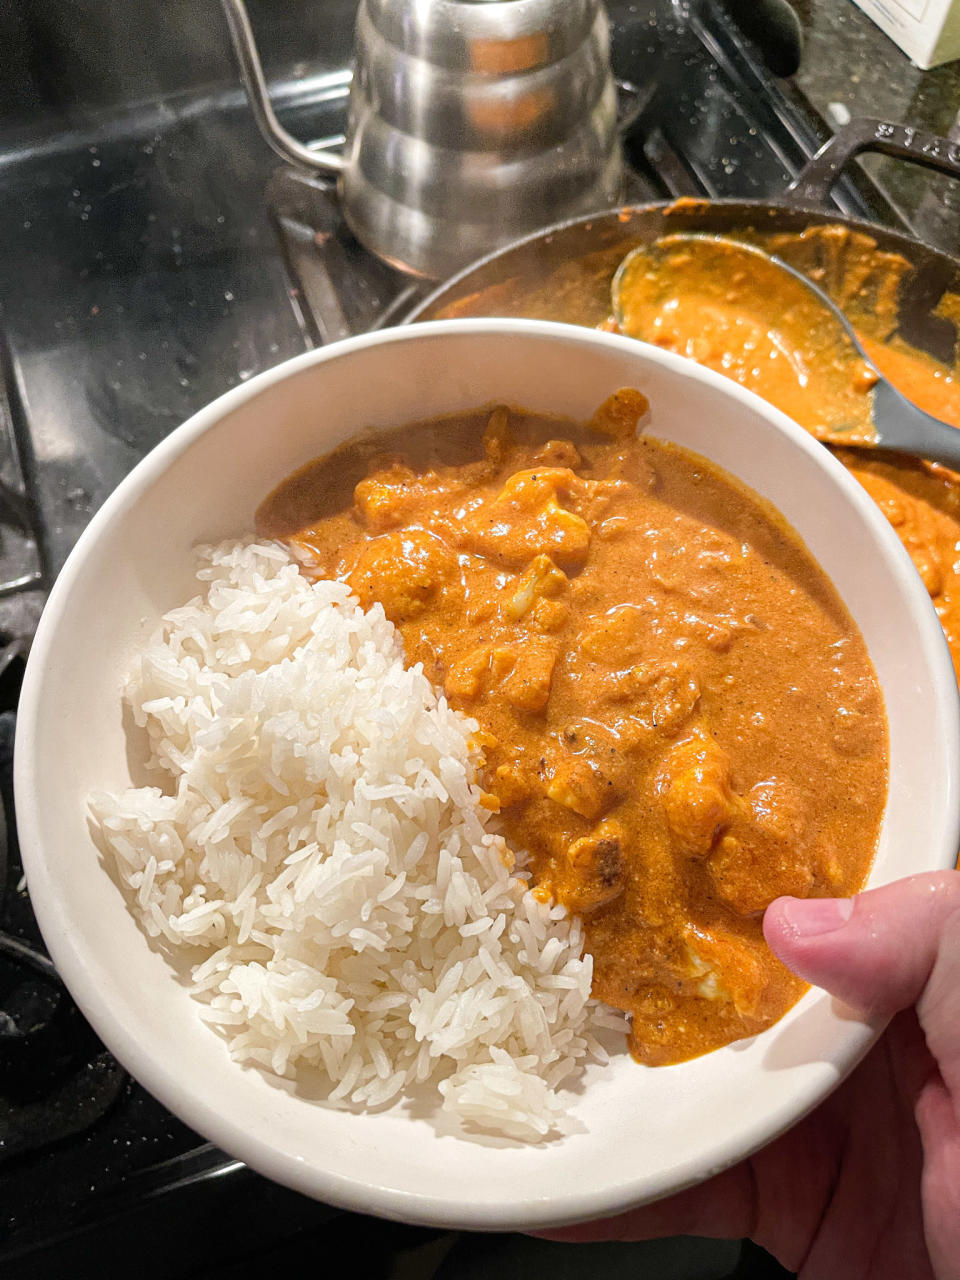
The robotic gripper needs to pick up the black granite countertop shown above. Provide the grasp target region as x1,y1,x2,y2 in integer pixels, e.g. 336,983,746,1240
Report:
790,0,960,250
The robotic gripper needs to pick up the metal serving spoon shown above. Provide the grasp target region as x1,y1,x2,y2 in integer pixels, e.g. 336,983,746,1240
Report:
612,233,960,470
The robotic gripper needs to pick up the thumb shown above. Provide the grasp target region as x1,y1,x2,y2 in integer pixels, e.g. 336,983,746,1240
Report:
763,871,960,1018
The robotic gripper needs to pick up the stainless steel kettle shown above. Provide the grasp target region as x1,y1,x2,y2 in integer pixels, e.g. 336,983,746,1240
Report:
222,0,623,279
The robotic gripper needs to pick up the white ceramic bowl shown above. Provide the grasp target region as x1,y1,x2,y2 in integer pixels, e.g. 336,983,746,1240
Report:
15,320,960,1231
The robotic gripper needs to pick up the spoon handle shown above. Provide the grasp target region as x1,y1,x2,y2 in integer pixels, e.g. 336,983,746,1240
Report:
872,380,960,471
768,253,960,469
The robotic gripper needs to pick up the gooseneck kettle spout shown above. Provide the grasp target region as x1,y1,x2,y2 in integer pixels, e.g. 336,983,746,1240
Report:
221,0,345,175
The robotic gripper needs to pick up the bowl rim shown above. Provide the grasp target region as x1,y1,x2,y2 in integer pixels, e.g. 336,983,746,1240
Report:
14,317,960,1229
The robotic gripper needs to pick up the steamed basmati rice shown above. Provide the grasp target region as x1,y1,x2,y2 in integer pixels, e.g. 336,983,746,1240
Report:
91,540,617,1140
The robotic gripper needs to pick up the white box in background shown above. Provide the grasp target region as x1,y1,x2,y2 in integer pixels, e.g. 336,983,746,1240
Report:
850,0,960,68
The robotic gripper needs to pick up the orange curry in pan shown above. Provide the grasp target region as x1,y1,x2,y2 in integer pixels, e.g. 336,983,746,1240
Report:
259,395,888,1066
440,222,960,679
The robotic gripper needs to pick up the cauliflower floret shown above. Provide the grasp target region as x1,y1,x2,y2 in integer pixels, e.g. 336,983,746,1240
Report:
349,530,458,623
659,733,741,856
459,469,591,571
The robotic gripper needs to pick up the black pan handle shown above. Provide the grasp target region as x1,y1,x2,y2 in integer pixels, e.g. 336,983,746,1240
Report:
783,118,960,207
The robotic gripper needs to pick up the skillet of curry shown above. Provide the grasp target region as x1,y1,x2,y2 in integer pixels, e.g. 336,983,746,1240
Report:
259,395,888,1066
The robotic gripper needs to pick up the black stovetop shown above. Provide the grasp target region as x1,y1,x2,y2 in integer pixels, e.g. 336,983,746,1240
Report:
0,1,923,1273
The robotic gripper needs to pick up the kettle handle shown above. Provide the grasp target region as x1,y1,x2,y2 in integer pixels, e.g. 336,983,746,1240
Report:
220,0,345,175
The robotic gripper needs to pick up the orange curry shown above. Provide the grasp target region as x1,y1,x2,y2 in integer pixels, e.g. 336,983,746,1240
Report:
613,234,880,444
437,223,960,681
610,230,960,680
258,396,887,1065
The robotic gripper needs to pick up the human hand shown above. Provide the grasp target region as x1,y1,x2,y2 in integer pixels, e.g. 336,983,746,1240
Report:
542,872,960,1280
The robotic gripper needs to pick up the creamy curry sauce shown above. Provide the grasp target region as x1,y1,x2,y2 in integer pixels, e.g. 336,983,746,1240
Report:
613,234,880,444
610,230,960,681
841,341,960,680
437,222,960,681
259,399,888,1066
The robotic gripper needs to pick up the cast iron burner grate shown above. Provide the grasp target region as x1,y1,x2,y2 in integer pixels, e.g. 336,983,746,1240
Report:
0,639,129,1165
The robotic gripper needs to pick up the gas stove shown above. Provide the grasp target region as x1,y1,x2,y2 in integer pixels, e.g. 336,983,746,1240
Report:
0,0,936,1273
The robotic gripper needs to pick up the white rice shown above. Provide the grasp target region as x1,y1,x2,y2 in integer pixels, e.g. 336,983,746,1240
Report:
91,539,618,1140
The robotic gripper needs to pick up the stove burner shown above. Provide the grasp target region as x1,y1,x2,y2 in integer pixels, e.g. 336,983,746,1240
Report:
0,660,126,1164
0,970,127,1162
